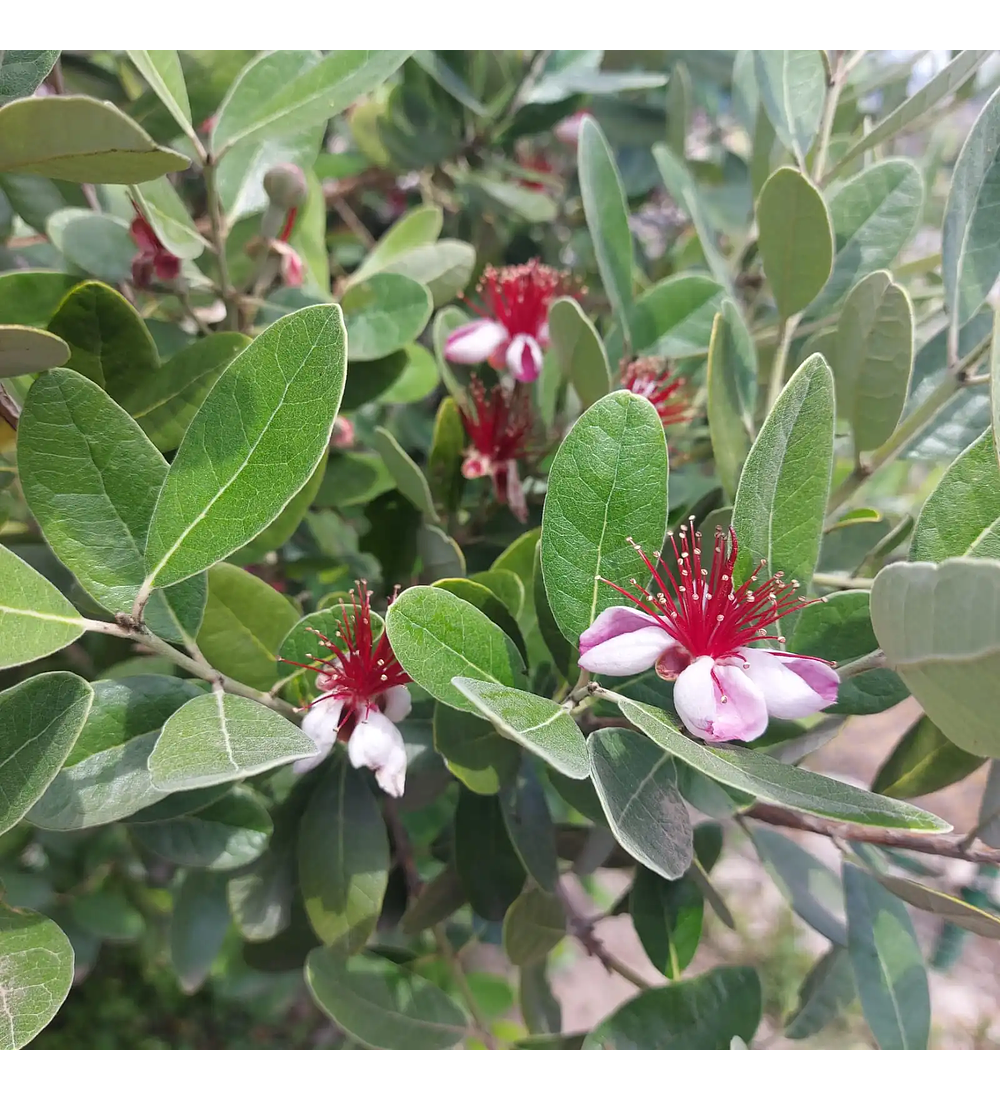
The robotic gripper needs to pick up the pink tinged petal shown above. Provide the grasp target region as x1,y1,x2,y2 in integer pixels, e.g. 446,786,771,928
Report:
504,459,528,523
348,709,407,797
580,605,666,652
461,450,492,480
506,333,543,381
738,648,840,720
295,697,344,773
577,611,677,676
673,656,768,743
445,320,509,364
382,684,412,724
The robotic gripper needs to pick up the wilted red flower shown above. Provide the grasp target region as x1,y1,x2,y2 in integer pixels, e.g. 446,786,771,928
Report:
129,207,181,288
458,377,533,522
621,357,692,428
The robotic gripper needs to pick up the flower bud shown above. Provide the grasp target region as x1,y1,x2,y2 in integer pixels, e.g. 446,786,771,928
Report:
263,163,308,209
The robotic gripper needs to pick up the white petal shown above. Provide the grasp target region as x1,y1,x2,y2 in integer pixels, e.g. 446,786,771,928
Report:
348,709,407,798
504,459,527,523
673,656,768,743
445,320,508,364
295,696,344,773
506,333,543,381
382,684,412,723
580,605,665,650
577,624,676,676
738,648,840,719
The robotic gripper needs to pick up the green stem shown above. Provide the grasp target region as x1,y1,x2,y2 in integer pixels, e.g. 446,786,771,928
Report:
836,648,885,678
203,157,238,331
432,926,498,1048
765,313,800,413
812,572,874,590
812,51,850,183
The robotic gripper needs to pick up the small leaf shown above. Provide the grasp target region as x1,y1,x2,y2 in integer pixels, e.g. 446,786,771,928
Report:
196,563,298,692
306,949,467,1050
540,390,667,643
131,787,272,871
756,167,833,318
784,947,856,1040
351,204,443,282
0,904,74,1050
873,715,982,799
584,966,761,1049
170,872,229,994
732,353,834,591
143,304,347,588
617,697,949,831
503,888,566,966
126,50,194,139
630,864,704,978
0,50,59,106
455,788,526,921
519,962,562,1037
0,325,68,377
0,544,83,668
298,751,389,953
341,273,432,361
399,864,466,934
433,703,520,795
578,116,634,343
130,176,207,260
707,301,757,500
148,693,317,793
753,51,826,165
547,296,611,409
843,863,929,1050
451,677,589,780
588,726,694,881
876,874,1000,939
605,273,724,364
871,558,1000,757
372,426,439,520
0,672,93,837
386,585,523,713
46,209,135,284
833,270,914,454
499,764,559,891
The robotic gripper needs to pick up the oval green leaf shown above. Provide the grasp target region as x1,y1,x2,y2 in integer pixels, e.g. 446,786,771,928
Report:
0,324,68,377
372,426,439,520
0,905,74,1050
605,273,725,364
707,301,757,501
341,273,432,362
753,51,826,165
547,296,611,409
0,543,85,669
872,715,983,799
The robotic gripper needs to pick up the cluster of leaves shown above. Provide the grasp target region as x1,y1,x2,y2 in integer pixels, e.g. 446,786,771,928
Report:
2,48,1000,1052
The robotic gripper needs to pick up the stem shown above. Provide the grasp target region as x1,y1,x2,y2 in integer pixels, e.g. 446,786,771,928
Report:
432,926,498,1049
811,572,874,590
203,156,238,330
836,648,885,678
812,51,848,183
556,878,652,990
743,803,1000,865
765,313,800,413
82,617,296,717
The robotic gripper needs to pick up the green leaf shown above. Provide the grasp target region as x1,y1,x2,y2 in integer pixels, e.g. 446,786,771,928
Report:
372,426,438,520
131,786,272,871
873,716,982,799
871,558,1000,758
829,52,991,179
386,585,523,713
943,86,1000,330
0,904,74,1050
0,95,189,182
547,296,611,409
468,569,524,618
298,752,389,953
578,116,633,343
540,390,667,643
588,726,693,880
352,204,443,282
0,543,85,668
340,349,408,410
911,430,1000,561
195,563,298,692
519,962,562,1037
19,368,207,644
451,678,589,780
533,543,578,682
0,50,59,106
756,167,833,318
70,885,144,943
170,873,229,994
833,270,914,454
316,452,395,509
584,965,761,1049
432,579,524,662
143,304,347,588
993,310,1000,468
605,274,724,363
377,241,476,309
433,702,520,795
455,788,526,921
784,947,856,1040
732,353,834,590
753,51,826,165
493,527,541,589
0,270,78,326
126,50,196,144
875,874,1000,939
616,696,949,831
46,209,135,284
380,343,439,404
121,332,251,452
808,159,923,317
707,301,757,501
748,825,846,944
46,281,159,401
227,809,296,943
0,324,68,377
399,863,465,934
130,176,207,260
216,122,324,223
499,764,559,891
503,887,566,966
306,949,467,1050
341,273,432,361
979,761,1000,847
0,672,92,837
630,864,704,978
212,51,411,154
843,863,929,1050
148,693,317,793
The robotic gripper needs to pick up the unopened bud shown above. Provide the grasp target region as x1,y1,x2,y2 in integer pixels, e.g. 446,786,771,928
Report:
263,163,308,209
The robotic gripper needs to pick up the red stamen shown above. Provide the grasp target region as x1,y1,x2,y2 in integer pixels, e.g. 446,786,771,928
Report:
600,524,827,662
460,259,581,341
458,377,533,469
621,357,692,428
279,207,298,243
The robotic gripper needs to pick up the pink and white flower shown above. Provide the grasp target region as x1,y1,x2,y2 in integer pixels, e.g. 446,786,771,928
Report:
578,524,839,743
620,357,692,429
282,582,412,797
445,260,580,383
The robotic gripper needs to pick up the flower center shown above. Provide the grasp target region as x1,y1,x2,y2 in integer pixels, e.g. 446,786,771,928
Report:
621,357,691,427
458,377,532,468
464,259,580,341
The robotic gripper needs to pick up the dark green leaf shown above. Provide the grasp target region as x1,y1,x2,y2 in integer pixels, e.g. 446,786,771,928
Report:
873,715,982,799
784,946,856,1040
499,764,559,891
503,887,566,966
707,301,757,500
630,864,704,977
0,51,59,106
605,274,724,363
433,702,520,796
170,872,229,993
454,788,526,921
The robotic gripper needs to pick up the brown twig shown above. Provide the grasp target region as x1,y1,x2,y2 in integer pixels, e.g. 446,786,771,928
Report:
382,797,422,897
743,803,1000,865
0,386,19,430
556,879,652,989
